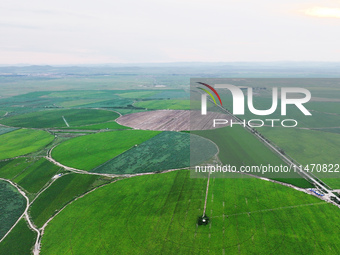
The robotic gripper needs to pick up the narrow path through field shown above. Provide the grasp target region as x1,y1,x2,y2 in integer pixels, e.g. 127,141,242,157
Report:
61,116,69,127
29,173,67,206
202,170,211,217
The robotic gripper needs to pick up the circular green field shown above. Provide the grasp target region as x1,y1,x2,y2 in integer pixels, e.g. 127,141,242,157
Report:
0,129,54,160
91,131,218,175
41,170,340,254
0,109,119,128
52,131,218,173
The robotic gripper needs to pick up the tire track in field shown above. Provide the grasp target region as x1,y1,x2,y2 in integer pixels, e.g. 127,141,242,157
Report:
210,201,327,218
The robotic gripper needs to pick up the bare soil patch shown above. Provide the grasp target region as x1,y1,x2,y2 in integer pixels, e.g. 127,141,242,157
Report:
116,110,231,131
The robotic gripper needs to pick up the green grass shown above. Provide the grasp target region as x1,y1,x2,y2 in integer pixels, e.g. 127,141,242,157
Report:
118,91,159,98
0,158,36,180
314,128,340,134
13,158,61,194
307,101,340,114
30,173,109,228
92,132,218,174
134,99,191,110
0,219,35,255
61,121,130,130
0,109,119,128
112,108,148,115
0,110,6,116
58,99,109,107
148,89,189,99
0,180,27,239
0,129,54,160
259,127,340,188
75,98,133,108
52,130,160,170
193,126,312,188
46,91,107,98
41,170,340,254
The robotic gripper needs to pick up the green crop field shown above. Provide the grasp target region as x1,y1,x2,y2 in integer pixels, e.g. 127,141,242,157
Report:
61,120,130,130
0,109,119,128
71,98,133,108
0,129,54,160
0,157,34,180
259,127,340,188
0,219,35,255
118,91,159,98
13,158,61,194
0,181,27,239
134,99,191,110
315,127,340,134
193,126,312,188
46,91,109,98
52,130,160,170
92,132,218,174
0,158,34,180
148,89,189,99
40,170,340,254
57,99,110,108
307,101,340,115
30,174,110,228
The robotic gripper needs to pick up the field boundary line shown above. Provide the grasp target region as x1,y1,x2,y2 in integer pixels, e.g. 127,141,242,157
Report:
202,170,211,217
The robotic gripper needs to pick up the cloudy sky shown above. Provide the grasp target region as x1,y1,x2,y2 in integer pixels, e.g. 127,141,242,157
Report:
1,0,340,64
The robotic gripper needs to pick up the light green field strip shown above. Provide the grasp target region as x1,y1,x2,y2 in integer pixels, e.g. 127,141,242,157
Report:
61,121,130,130
58,98,109,108
0,129,54,160
134,99,191,110
0,109,119,128
118,91,159,98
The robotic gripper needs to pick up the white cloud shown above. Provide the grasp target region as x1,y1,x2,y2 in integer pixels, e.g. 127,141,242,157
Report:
304,7,340,18
1,0,340,64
